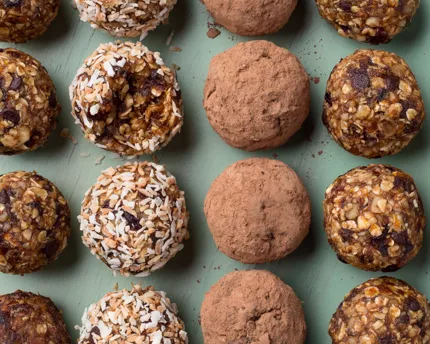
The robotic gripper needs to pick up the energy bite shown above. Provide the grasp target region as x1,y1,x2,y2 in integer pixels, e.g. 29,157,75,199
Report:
0,290,71,344
0,48,61,155
203,0,298,36
73,0,177,38
204,158,311,264
0,0,59,43
315,0,420,44
323,49,424,158
79,161,189,277
324,164,425,272
77,284,188,343
70,41,183,156
203,40,310,151
329,277,430,343
201,270,306,344
0,171,71,275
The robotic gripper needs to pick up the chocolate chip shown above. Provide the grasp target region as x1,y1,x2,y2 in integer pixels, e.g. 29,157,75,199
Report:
43,239,59,260
392,231,407,245
8,75,22,91
339,228,352,242
338,0,351,11
397,313,409,324
369,28,390,45
89,326,101,344
406,296,421,312
0,189,9,204
384,75,400,92
3,0,22,8
381,264,399,272
0,109,20,126
349,68,370,91
122,211,140,230
379,336,394,344
49,91,57,108
393,176,413,193
324,92,332,106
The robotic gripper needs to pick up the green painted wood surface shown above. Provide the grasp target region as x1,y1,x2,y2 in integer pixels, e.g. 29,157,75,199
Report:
0,0,430,342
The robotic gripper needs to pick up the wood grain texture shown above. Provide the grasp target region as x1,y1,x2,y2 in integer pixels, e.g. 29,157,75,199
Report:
0,0,430,342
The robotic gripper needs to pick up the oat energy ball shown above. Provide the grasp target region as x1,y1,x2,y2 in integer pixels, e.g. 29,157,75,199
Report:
323,49,424,158
74,0,176,38
329,277,430,343
204,158,311,264
0,171,71,275
324,164,425,272
203,40,310,151
0,290,71,344
77,285,188,343
0,0,59,43
0,49,61,155
201,270,306,344
79,161,189,277
203,0,298,36
70,41,183,156
315,0,420,44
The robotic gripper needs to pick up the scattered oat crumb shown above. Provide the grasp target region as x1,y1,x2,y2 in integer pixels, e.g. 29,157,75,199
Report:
152,154,159,164
172,63,181,71
166,29,175,45
126,155,137,160
207,28,221,39
94,155,105,165
60,128,78,145
318,150,323,155
273,153,278,159
169,46,182,52
310,76,320,84
113,282,119,291
80,152,90,157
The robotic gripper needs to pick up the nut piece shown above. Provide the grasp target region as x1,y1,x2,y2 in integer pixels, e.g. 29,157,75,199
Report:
323,49,424,158
329,277,430,343
70,41,183,156
0,0,59,43
77,284,188,343
0,171,71,274
315,0,419,44
79,161,189,277
323,164,425,272
0,290,71,344
0,49,61,155
73,0,177,38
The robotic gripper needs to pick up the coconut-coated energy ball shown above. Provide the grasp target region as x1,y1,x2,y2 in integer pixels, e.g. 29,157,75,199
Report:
77,285,188,343
315,0,420,44
0,290,71,344
203,0,298,36
73,0,177,38
70,41,183,156
0,0,59,43
203,40,310,151
329,277,430,343
0,48,61,155
79,161,189,277
201,270,306,344
324,164,425,272
0,171,71,275
323,49,424,158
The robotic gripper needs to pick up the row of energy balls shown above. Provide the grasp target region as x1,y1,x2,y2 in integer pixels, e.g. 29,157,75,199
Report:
0,0,427,344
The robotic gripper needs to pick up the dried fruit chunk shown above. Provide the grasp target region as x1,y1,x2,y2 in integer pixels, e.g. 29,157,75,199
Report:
329,277,430,343
0,290,71,343
79,161,189,277
0,49,61,155
77,285,188,343
0,171,71,274
70,41,183,156
323,49,424,158
323,164,425,272
315,0,419,44
0,0,59,42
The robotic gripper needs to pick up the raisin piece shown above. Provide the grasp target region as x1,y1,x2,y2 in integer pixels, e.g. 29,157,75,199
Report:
406,297,421,311
0,109,20,126
349,68,370,91
384,75,400,92
324,92,332,106
397,313,409,323
339,228,352,242
89,326,101,344
0,189,10,204
338,0,351,11
43,239,59,260
379,336,394,344
49,91,57,108
8,75,22,91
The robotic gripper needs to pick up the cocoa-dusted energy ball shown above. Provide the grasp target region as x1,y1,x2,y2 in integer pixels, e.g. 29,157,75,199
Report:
204,158,311,264
70,41,183,156
323,49,424,158
315,0,420,44
203,0,298,36
0,0,59,43
329,277,430,343
73,0,177,38
201,270,306,344
0,290,71,343
0,49,61,155
79,161,189,277
0,171,71,275
77,285,188,343
324,164,425,272
203,40,310,151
